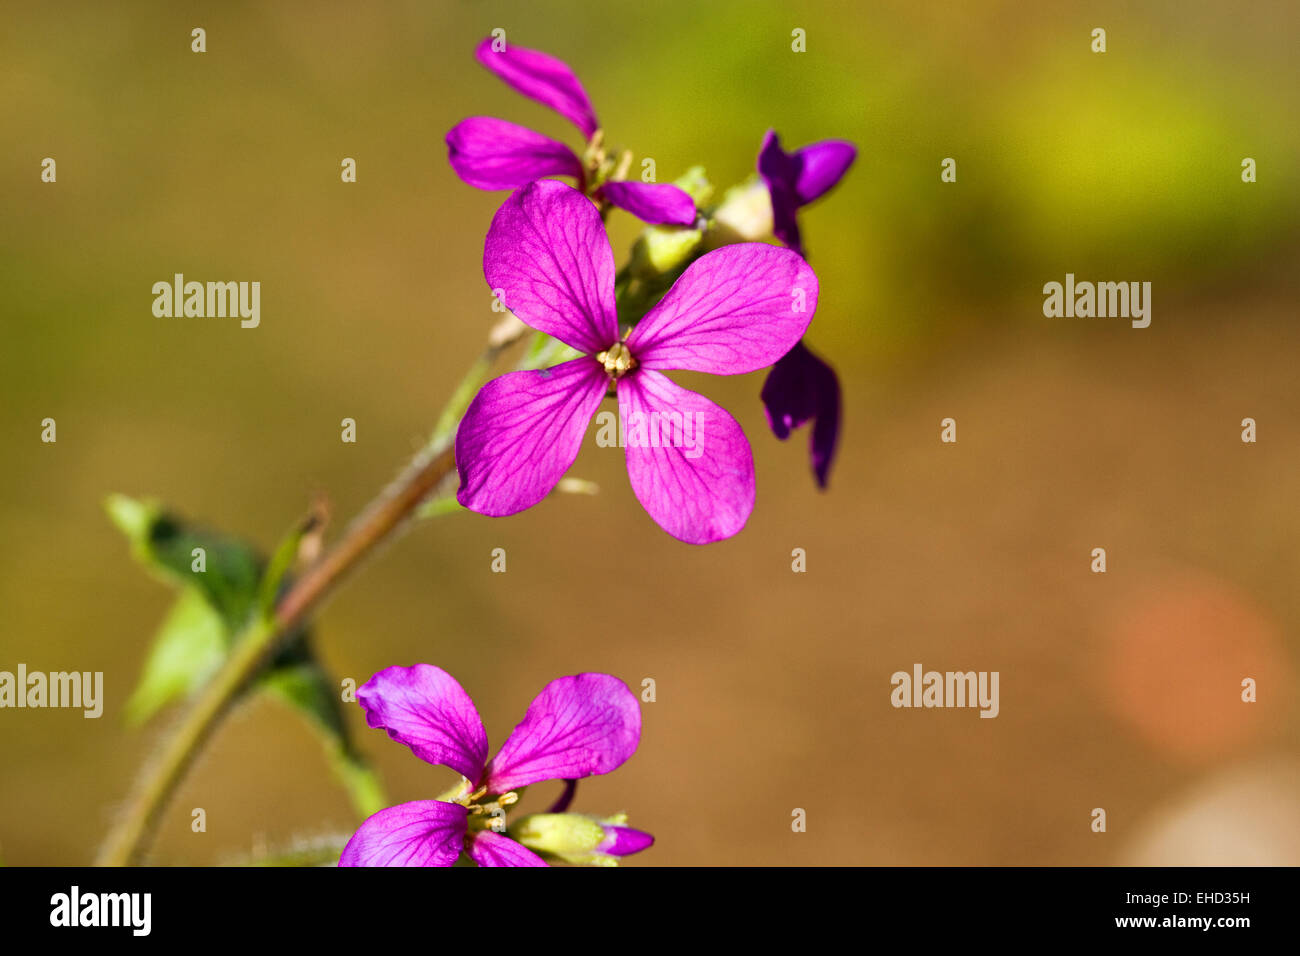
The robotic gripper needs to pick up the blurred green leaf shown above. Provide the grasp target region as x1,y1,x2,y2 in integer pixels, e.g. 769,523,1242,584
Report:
258,523,303,620
124,587,226,726
256,504,326,621
106,493,261,629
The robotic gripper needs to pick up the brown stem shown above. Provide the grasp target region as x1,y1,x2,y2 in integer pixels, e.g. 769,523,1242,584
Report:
275,442,456,627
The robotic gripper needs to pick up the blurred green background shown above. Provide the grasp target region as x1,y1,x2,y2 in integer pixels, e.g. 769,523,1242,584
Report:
2,0,1298,865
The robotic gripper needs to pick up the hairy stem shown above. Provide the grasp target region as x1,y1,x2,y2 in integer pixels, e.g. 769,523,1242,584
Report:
231,835,351,867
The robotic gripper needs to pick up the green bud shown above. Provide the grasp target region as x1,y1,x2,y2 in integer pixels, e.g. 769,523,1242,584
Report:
705,175,773,249
628,226,703,280
673,165,714,206
510,813,613,866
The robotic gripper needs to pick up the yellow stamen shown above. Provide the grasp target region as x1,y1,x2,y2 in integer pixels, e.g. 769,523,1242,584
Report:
596,342,637,379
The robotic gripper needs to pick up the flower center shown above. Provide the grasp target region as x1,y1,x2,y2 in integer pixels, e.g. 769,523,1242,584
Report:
597,342,637,380
446,783,520,835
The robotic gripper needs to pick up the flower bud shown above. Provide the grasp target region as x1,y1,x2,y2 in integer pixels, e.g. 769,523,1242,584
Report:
672,165,714,207
628,227,703,280
510,812,653,866
705,175,774,248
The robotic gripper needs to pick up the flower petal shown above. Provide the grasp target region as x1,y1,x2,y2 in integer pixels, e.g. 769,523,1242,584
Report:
446,117,583,191
484,673,641,793
617,372,755,544
600,825,654,857
339,800,468,867
757,131,856,254
626,243,816,375
468,830,549,867
760,341,842,488
456,357,608,517
484,179,619,354
598,181,697,226
792,139,857,205
475,37,598,139
757,130,804,254
357,664,489,783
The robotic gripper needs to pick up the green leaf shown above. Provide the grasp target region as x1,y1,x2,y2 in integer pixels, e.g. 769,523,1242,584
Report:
256,505,326,621
124,587,227,726
106,493,262,629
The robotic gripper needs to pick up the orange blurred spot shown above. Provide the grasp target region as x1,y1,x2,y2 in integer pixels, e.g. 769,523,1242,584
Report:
1103,573,1290,763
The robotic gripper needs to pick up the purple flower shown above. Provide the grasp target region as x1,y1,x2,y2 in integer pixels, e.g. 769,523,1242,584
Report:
454,179,818,544
756,130,855,489
446,38,696,226
760,341,841,488
757,130,857,259
340,664,650,867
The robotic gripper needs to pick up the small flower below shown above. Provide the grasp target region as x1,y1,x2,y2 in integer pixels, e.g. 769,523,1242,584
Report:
339,664,650,867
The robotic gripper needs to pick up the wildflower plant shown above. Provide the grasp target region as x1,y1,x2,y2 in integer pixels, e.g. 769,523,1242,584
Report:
97,34,857,868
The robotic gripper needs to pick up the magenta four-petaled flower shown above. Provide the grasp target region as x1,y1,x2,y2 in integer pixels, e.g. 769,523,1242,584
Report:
446,38,697,226
454,179,818,544
445,36,856,499
341,665,649,867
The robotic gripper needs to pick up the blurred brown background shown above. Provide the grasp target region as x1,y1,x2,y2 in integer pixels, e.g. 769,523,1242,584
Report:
1,0,1297,865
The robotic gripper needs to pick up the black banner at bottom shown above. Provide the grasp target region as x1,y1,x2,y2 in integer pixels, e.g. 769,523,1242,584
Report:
0,866,1278,942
